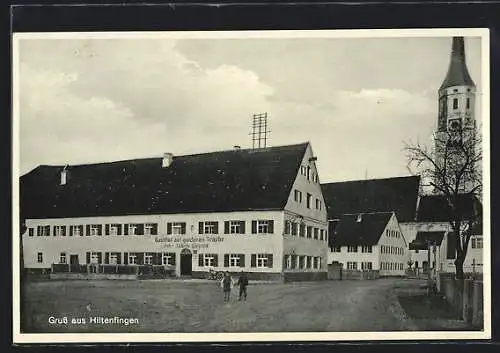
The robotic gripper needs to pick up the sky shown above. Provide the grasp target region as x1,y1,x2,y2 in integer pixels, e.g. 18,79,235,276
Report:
16,32,483,183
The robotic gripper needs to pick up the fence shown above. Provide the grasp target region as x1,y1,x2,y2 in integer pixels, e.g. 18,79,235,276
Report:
49,263,176,279
438,272,483,328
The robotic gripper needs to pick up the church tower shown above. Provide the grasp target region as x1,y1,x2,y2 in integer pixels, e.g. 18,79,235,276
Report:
435,36,477,194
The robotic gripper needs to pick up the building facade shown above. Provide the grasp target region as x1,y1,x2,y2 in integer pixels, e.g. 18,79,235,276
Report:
21,142,329,281
328,212,408,277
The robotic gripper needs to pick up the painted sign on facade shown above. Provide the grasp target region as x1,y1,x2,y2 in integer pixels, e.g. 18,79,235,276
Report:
154,235,225,249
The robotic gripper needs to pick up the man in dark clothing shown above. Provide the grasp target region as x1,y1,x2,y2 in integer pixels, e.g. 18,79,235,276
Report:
237,271,249,301
222,272,232,302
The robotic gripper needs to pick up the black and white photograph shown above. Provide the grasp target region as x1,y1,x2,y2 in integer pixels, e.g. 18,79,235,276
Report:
12,28,490,343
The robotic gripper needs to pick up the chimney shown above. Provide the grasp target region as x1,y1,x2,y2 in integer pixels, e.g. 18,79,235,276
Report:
233,145,241,150
60,165,68,185
162,153,174,168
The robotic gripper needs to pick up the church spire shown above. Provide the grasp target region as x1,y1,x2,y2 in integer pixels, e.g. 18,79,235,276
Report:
439,37,475,90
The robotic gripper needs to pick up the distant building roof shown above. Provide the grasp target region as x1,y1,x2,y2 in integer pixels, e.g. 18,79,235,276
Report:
409,231,446,250
440,37,476,90
328,212,394,247
321,175,420,223
416,194,482,223
20,143,309,219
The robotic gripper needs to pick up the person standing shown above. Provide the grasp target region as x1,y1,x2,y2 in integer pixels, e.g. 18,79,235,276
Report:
237,270,249,301
221,272,233,302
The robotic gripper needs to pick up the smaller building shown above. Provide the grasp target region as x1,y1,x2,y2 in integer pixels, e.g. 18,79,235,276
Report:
408,231,445,276
328,212,408,278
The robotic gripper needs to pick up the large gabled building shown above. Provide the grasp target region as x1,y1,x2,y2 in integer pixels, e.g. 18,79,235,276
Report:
20,142,329,281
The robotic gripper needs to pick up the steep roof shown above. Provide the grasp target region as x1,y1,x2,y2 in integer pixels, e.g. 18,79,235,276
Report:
439,37,475,90
416,194,482,223
20,143,308,219
409,231,446,250
321,175,420,223
328,212,393,246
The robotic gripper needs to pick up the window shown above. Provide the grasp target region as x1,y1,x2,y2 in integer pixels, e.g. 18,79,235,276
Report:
347,246,358,253
162,253,175,266
284,255,292,269
466,98,471,109
315,199,322,210
109,224,120,236
37,252,43,263
347,261,357,270
332,246,342,252
306,256,312,269
128,254,137,265
313,257,319,269
307,166,311,180
89,224,102,236
90,252,100,264
306,226,312,238
291,222,298,236
168,222,186,235
311,227,317,240
306,193,312,209
294,189,302,203
109,253,118,265
299,223,306,237
201,221,218,235
37,225,50,236
28,228,34,237
320,229,324,241
59,252,67,264
453,98,458,110
256,254,270,268
144,223,156,235
415,261,419,268
386,230,389,237
253,220,273,234
472,237,483,249
202,254,216,267
300,166,307,176
71,225,83,236
361,262,372,270
284,220,291,235
54,226,66,237
298,255,305,269
144,254,153,265
362,245,372,253
229,254,241,267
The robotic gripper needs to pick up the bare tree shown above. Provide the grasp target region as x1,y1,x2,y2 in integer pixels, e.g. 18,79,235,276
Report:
404,124,482,279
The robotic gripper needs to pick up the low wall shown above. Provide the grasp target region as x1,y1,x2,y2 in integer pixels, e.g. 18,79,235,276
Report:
438,272,483,327
191,271,284,282
283,271,327,282
50,273,137,280
342,270,380,280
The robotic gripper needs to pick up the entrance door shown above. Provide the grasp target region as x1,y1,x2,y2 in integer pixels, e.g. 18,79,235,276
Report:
70,254,79,272
180,249,192,276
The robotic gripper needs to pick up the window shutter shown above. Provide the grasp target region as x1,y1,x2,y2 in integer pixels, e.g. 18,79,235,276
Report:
240,221,246,234
62,226,66,236
79,225,84,236
268,254,273,268
181,223,186,234
213,254,219,267
137,253,144,265
105,224,109,235
124,224,129,236
86,225,91,236
198,222,204,234
124,252,128,265
224,221,230,234
224,254,229,267
251,254,257,267
86,252,90,264
97,225,102,236
251,221,257,234
198,254,204,267
53,226,57,236
269,220,274,234
97,252,103,264
152,224,158,235
240,254,245,267
171,253,176,266
214,222,219,234
291,255,296,268
105,252,110,264
137,224,144,235
69,226,73,236
167,223,172,235
117,253,122,265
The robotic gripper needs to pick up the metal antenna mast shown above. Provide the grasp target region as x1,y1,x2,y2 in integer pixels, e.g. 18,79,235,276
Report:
250,113,271,149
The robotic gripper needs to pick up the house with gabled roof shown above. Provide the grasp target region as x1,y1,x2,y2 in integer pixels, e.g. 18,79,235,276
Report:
327,212,408,278
20,142,329,281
